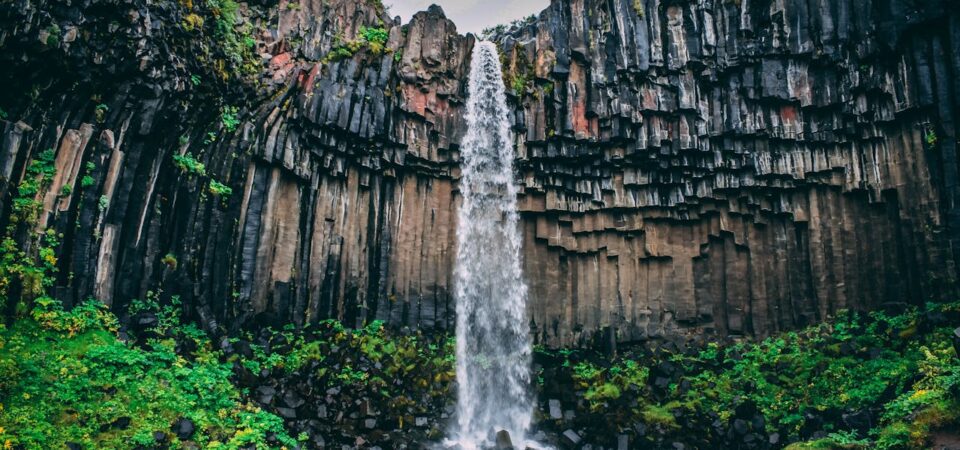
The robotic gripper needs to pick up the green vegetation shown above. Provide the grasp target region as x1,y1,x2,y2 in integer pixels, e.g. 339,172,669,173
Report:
221,105,240,132
173,153,207,176
236,320,455,403
80,162,97,188
0,298,298,449
45,24,61,47
511,74,529,97
925,126,938,148
322,25,391,64
633,0,645,17
12,148,56,224
500,43,533,98
94,104,108,123
0,147,291,449
161,253,179,270
0,148,58,314
480,24,506,40
208,179,233,199
177,0,259,82
481,14,536,40
538,302,960,448
358,26,389,55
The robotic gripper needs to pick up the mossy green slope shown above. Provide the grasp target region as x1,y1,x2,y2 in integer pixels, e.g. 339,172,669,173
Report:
0,302,298,449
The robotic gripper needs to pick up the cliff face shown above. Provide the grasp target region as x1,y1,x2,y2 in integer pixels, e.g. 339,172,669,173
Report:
1,0,958,346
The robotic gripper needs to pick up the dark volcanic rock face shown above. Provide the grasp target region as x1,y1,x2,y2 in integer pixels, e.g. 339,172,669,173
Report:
1,0,958,346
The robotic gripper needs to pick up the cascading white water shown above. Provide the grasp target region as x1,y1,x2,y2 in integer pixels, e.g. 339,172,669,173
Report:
447,41,535,449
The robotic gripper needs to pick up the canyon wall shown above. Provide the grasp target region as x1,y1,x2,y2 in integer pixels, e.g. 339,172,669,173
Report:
1,0,958,346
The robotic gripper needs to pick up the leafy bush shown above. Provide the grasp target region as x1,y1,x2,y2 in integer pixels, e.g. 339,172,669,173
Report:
176,0,259,82
536,302,960,449
173,153,207,176
323,25,390,63
209,179,233,199
234,319,456,432
359,26,389,55
0,298,297,449
45,24,61,46
221,105,240,132
12,148,56,223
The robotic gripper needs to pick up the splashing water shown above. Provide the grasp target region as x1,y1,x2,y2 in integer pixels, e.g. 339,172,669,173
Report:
446,41,537,449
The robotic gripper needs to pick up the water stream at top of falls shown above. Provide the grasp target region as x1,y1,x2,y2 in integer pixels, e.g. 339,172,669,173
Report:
445,41,540,450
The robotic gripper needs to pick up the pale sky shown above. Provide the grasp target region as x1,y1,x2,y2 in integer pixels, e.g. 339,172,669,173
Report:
386,0,550,34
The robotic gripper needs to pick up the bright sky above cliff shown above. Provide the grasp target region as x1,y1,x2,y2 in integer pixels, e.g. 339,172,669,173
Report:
387,0,550,34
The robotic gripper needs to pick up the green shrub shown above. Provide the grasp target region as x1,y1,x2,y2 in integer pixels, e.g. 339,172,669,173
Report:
538,302,960,448
359,26,389,55
221,105,240,132
0,299,297,449
94,104,108,123
161,253,178,270
209,179,233,199
323,26,390,63
45,24,61,46
173,153,206,176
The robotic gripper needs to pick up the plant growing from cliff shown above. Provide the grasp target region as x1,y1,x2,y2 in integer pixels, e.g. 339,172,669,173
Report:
221,105,240,132
172,153,206,176
359,25,389,55
323,26,390,63
161,254,179,270
45,24,61,47
0,230,60,304
79,162,96,188
0,107,8,120
633,0,645,17
511,74,529,97
208,180,233,199
183,13,204,31
94,104,108,123
481,24,507,40
177,0,258,82
925,127,938,148
12,148,56,225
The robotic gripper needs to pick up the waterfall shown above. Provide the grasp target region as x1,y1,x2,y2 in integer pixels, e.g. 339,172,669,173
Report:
447,41,536,449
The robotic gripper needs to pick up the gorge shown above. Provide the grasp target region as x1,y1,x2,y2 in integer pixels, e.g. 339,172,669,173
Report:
1,0,960,448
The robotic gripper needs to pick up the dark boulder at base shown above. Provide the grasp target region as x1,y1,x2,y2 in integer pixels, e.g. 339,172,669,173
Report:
495,429,514,450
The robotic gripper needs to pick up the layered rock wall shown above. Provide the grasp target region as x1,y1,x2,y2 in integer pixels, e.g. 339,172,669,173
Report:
1,0,958,346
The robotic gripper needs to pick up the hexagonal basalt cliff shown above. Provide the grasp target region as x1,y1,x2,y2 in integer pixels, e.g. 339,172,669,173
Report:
1,0,958,347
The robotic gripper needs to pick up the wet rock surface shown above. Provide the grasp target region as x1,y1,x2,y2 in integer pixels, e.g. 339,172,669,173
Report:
0,0,959,350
